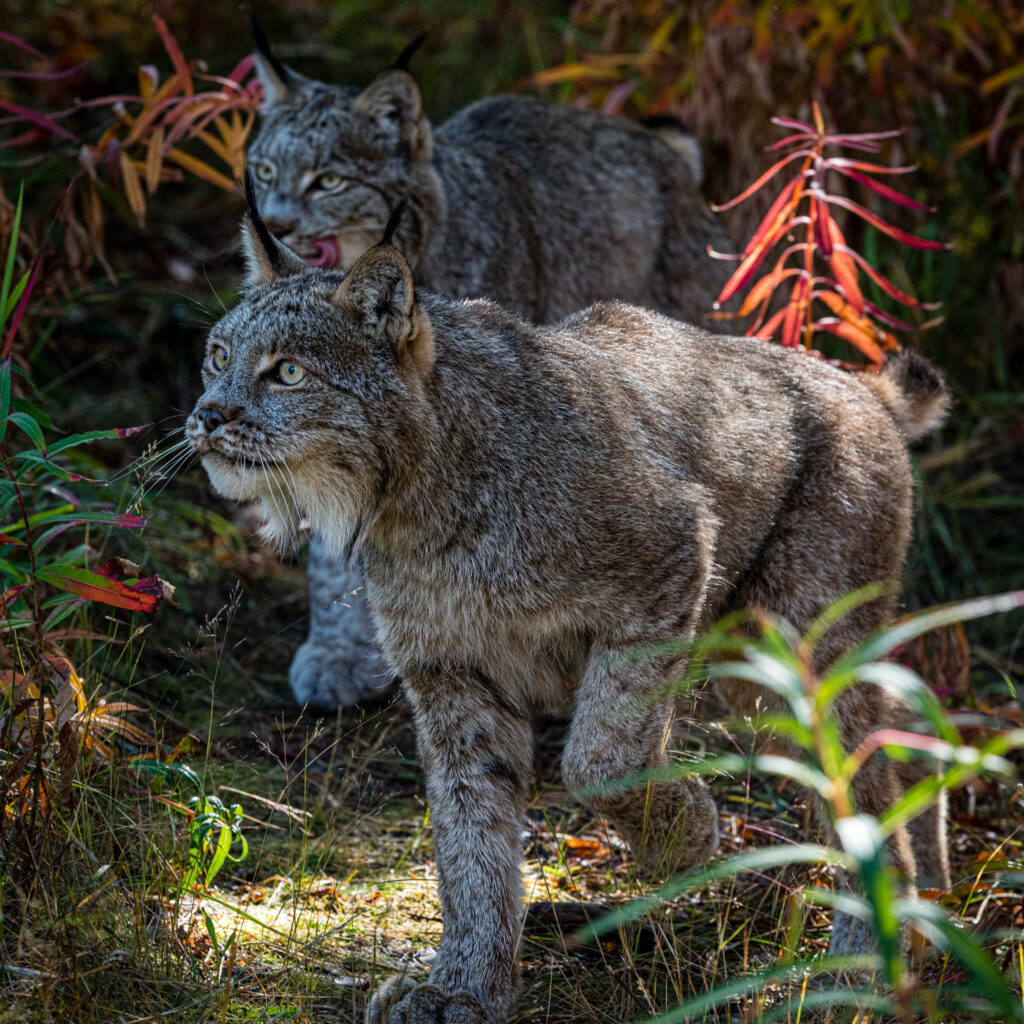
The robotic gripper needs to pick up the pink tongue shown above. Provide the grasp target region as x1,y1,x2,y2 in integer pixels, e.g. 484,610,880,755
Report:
307,237,341,268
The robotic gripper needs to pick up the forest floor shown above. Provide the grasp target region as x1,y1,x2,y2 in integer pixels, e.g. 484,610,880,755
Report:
6,476,1019,1024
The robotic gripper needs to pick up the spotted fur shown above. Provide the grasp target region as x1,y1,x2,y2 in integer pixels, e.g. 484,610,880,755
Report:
188,222,951,1023
247,40,737,709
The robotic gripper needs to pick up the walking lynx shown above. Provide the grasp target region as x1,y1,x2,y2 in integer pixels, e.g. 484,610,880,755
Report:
247,24,733,707
187,185,950,1023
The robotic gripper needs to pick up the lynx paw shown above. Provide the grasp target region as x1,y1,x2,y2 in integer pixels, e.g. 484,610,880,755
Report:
632,775,720,880
288,636,395,709
368,980,489,1024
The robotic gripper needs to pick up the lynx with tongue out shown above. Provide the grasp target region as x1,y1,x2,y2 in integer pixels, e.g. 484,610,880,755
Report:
307,237,341,268
246,22,735,709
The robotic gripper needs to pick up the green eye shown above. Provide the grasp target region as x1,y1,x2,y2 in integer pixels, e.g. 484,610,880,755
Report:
278,361,306,385
254,162,275,183
211,345,229,371
317,172,343,191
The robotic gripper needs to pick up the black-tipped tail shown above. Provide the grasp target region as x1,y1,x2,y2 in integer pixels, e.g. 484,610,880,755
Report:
878,349,950,441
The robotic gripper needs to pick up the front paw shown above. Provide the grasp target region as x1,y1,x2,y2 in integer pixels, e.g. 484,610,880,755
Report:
288,636,395,709
369,980,490,1024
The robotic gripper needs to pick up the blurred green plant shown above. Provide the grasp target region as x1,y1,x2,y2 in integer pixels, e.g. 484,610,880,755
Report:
587,589,1024,1021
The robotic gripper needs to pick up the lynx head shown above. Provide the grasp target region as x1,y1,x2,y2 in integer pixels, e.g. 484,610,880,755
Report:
246,21,434,273
187,172,435,556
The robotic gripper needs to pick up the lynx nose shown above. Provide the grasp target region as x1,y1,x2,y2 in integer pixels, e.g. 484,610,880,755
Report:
197,405,228,433
262,216,296,237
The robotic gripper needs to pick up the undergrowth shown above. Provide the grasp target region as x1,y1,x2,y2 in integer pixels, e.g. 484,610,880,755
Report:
0,6,1021,1023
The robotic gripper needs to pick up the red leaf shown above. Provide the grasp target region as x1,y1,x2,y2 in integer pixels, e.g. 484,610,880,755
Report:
711,150,809,212
749,306,787,341
0,100,77,142
3,257,41,359
824,194,950,250
742,175,803,256
770,115,815,134
37,566,159,613
837,246,940,310
225,54,256,85
826,158,917,176
833,166,932,211
0,30,44,58
152,15,193,97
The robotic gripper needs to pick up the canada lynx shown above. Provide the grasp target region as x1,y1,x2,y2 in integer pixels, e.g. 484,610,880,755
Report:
247,25,733,708
188,187,950,1023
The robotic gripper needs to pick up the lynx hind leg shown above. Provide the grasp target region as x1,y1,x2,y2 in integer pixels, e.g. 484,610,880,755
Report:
289,535,395,708
721,506,950,951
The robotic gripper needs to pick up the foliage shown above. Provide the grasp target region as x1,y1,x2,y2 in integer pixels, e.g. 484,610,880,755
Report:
711,102,949,366
0,16,258,320
0,186,177,870
588,589,1024,1022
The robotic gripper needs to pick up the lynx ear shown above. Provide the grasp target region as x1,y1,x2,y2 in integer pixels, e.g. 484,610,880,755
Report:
352,70,431,159
250,11,303,106
333,202,434,372
241,169,307,285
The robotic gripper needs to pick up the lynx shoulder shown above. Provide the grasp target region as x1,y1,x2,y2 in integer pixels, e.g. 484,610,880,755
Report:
247,30,730,326
188,197,950,1023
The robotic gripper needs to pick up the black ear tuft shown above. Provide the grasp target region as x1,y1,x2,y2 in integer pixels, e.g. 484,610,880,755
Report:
381,198,410,248
391,33,427,72
244,167,279,257
249,9,291,88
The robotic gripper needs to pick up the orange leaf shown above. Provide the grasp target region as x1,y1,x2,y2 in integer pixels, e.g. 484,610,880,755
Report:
826,221,864,314
736,266,803,318
145,126,164,194
780,276,809,347
165,147,238,192
817,319,886,365
119,150,146,227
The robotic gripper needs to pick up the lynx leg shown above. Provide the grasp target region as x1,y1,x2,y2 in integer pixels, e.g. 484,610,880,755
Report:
563,650,719,880
370,667,534,1024
289,535,395,708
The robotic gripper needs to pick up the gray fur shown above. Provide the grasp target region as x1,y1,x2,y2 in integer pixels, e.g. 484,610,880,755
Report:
188,231,951,1023
248,54,734,708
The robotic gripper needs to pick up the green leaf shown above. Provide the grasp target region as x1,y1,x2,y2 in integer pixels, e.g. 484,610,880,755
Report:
2,269,29,323
580,843,849,940
829,591,1024,677
7,410,45,451
836,815,902,986
0,358,10,442
0,183,24,332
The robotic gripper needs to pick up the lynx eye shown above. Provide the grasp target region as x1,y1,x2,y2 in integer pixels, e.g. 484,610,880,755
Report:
253,162,275,183
211,345,229,371
316,172,343,191
277,361,306,385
